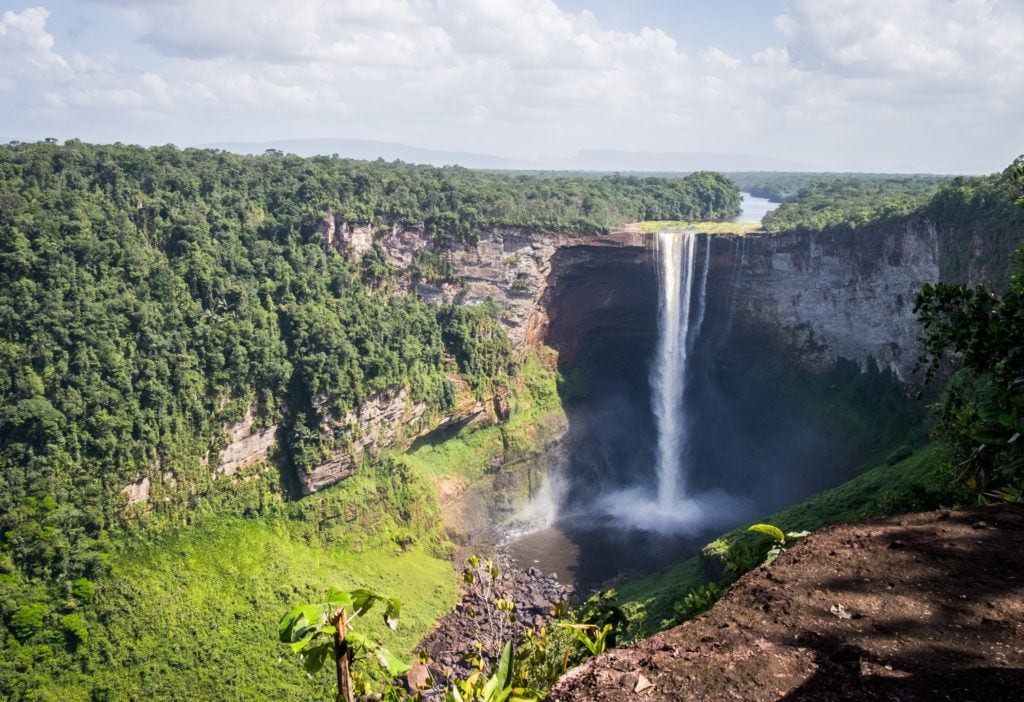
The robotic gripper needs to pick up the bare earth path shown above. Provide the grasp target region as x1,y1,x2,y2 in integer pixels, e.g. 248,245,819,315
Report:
549,504,1024,701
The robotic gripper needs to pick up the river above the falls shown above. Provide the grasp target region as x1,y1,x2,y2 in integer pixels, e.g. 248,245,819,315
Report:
734,192,780,223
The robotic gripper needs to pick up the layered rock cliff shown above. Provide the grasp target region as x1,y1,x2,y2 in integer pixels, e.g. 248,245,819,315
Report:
721,219,941,380
190,212,1018,501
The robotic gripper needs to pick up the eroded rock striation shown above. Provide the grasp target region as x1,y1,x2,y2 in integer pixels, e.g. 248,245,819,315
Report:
174,213,1018,500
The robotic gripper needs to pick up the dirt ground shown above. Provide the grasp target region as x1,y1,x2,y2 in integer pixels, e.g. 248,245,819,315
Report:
549,503,1024,701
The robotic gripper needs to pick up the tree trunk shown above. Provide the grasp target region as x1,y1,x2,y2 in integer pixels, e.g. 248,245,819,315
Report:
333,608,354,702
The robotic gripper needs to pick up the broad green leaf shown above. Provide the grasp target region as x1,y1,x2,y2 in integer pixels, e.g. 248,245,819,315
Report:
288,604,325,643
351,588,381,618
279,606,303,642
484,641,513,699
748,523,786,544
301,642,332,674
289,631,315,653
325,587,352,609
375,645,411,677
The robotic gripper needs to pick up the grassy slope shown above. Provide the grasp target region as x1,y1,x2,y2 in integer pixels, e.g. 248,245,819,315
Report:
26,354,564,701
92,520,456,701
404,354,564,487
13,457,460,701
615,443,957,638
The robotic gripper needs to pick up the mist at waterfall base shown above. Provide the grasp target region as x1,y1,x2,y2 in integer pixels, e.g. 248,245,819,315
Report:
593,231,752,533
507,231,755,588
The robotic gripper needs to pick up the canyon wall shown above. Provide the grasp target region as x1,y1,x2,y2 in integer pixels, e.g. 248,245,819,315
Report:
179,213,1016,501
721,219,941,380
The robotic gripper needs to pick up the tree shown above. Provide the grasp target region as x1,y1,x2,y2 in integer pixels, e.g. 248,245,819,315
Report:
914,162,1024,489
278,587,405,702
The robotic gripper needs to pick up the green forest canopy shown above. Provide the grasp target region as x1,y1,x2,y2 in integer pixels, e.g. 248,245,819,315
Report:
754,163,1022,236
0,141,741,697
727,171,952,204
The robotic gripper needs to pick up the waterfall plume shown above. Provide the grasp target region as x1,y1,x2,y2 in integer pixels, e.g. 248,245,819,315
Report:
651,231,699,509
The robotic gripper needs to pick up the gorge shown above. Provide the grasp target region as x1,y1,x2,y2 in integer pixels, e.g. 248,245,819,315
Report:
175,202,1009,594
3,143,1022,700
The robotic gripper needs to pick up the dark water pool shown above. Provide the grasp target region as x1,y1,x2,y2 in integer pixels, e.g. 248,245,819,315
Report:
504,515,719,593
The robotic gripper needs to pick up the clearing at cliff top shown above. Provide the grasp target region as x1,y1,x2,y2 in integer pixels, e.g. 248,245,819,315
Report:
627,220,762,234
549,503,1024,701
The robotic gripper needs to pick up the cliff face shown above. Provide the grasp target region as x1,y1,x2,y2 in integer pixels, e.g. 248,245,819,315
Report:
321,214,648,348
496,218,943,381
185,214,1013,501
722,219,941,380
219,405,279,478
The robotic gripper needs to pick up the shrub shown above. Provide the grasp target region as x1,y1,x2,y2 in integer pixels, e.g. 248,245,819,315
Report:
672,582,725,623
60,613,89,646
71,578,96,603
11,604,47,641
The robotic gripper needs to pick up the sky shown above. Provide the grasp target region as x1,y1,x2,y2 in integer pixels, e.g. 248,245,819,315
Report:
1,0,1022,173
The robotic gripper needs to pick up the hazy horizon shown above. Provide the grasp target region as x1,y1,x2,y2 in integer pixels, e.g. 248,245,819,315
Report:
2,1,1022,173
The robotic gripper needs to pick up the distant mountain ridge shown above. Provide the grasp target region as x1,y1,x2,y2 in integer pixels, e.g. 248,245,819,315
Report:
199,137,810,173
200,138,534,170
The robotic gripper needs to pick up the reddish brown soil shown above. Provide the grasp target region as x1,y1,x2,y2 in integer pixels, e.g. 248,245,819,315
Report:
549,504,1024,701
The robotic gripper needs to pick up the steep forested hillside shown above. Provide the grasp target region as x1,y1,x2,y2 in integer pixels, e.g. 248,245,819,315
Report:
727,172,951,204
757,163,1023,239
0,141,739,697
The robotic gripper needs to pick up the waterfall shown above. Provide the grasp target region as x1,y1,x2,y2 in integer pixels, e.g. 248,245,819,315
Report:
650,231,702,510
692,235,711,345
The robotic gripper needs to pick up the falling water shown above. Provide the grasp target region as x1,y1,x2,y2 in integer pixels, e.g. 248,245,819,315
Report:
692,235,711,345
651,231,701,510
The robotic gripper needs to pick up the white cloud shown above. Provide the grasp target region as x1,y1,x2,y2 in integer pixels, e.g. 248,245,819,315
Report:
0,6,70,85
777,0,1024,82
0,0,1021,171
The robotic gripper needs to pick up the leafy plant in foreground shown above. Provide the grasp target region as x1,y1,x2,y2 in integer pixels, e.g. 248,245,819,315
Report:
981,482,1024,504
447,641,540,702
279,587,406,702
747,523,810,565
671,582,726,624
558,623,614,656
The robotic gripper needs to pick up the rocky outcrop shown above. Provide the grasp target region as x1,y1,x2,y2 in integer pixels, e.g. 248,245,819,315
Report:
321,215,374,258
723,219,941,379
300,387,429,494
321,215,647,348
218,405,278,477
418,554,575,685
549,504,1024,701
122,475,151,506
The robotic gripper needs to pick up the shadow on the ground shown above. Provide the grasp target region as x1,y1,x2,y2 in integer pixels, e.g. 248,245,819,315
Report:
783,504,1024,701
